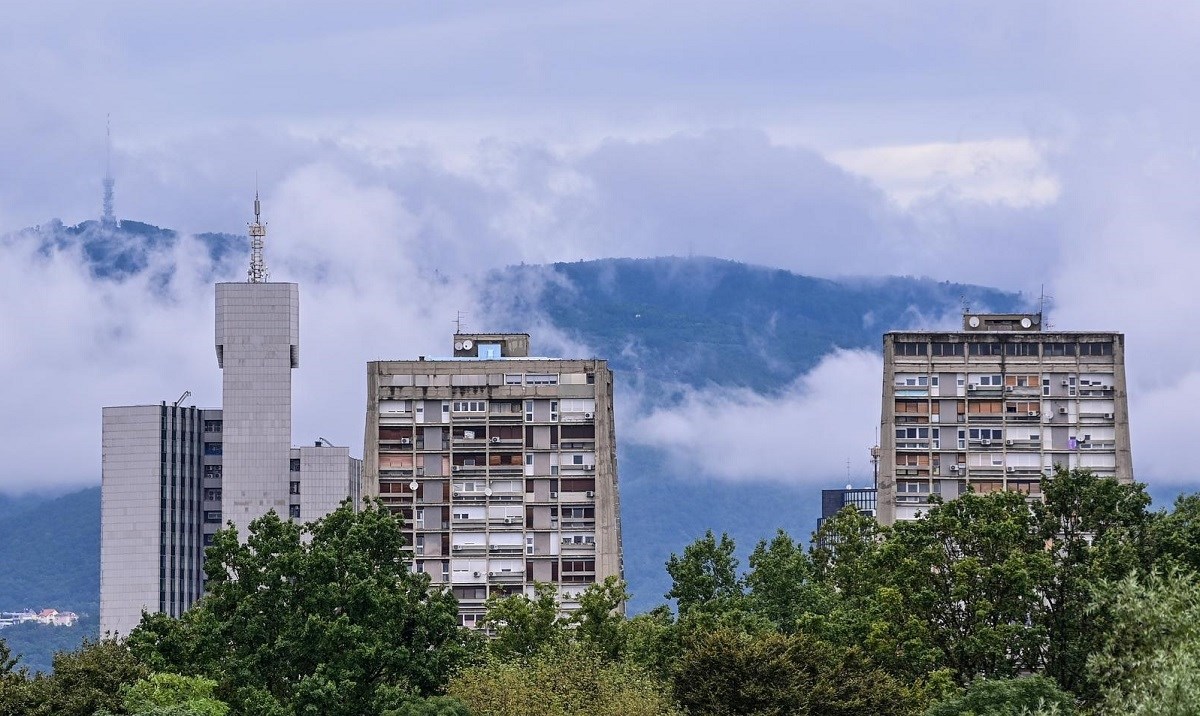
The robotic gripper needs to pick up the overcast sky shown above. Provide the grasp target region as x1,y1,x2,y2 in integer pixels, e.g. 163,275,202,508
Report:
2,2,1199,493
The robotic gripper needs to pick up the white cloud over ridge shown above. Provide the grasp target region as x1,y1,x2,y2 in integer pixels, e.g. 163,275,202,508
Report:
0,2,1199,494
627,350,883,486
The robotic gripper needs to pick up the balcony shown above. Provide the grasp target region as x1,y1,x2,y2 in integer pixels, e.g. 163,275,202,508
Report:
488,516,524,528
487,544,524,555
488,570,525,582
450,543,486,555
561,540,596,554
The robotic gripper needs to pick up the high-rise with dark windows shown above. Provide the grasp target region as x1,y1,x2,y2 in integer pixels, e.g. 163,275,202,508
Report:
362,333,623,629
878,313,1133,525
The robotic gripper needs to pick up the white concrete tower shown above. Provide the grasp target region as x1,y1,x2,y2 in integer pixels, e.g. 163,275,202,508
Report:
215,195,299,538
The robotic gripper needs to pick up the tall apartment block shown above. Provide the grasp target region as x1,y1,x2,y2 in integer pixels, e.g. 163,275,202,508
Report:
100,198,360,636
363,333,622,628
878,313,1133,525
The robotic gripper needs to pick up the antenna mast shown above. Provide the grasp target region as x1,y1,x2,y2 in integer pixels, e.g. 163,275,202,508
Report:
101,114,116,228
247,191,269,283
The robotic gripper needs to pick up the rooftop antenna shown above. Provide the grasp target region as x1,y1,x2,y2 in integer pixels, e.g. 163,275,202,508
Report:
1039,284,1055,329
247,185,269,283
454,311,467,334
101,114,117,228
961,293,971,316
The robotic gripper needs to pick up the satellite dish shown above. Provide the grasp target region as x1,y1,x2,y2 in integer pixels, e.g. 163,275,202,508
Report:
968,316,981,328
484,488,493,496
462,339,473,350
409,481,419,491
1020,317,1033,329
454,341,464,350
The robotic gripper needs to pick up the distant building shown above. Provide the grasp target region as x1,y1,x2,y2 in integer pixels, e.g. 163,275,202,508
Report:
813,486,877,546
100,198,360,637
877,313,1133,525
362,333,623,628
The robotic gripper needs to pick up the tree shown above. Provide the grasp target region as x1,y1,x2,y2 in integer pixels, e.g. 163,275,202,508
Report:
924,676,1076,716
570,576,631,661
743,530,831,632
122,673,229,716
1088,569,1200,716
449,643,678,716
128,500,472,716
1032,468,1153,696
673,628,919,716
481,582,568,660
882,491,1052,683
664,530,741,614
20,638,150,716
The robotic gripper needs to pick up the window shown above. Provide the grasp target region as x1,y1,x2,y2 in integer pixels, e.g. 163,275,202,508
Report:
895,342,926,356
1043,377,1051,396
969,343,1003,356
931,342,964,357
525,374,559,385
204,443,222,456
452,401,486,412
978,375,1003,386
1080,342,1113,356
572,455,584,465
504,374,523,385
204,511,222,524
1043,342,1076,357
478,343,502,359
1004,342,1038,356
550,401,559,422
203,420,222,433
290,458,301,472
289,481,301,495
289,505,301,519
203,533,215,546
525,401,535,421
968,428,1003,441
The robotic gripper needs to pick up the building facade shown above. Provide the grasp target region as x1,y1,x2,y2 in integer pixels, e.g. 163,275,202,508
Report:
878,313,1133,525
362,333,623,628
100,199,359,637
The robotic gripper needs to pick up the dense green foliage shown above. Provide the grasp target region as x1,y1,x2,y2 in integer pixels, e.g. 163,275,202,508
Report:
6,468,1200,716
124,501,473,716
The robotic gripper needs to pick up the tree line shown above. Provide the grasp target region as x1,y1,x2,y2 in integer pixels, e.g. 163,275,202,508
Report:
2,467,1200,715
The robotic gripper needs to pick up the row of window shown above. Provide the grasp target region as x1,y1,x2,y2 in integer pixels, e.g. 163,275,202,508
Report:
896,341,1115,357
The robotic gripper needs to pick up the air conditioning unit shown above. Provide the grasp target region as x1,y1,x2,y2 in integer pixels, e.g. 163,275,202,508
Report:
1061,380,1069,387
549,491,558,499
1027,411,1039,417
453,545,462,551
490,437,501,443
981,439,992,446
400,437,412,445
1007,466,1016,473
1058,407,1068,415
583,412,594,419
1104,413,1114,419
1005,386,1014,392
586,490,595,498
583,465,595,472
968,384,978,391
452,465,462,472
1005,439,1015,446
503,517,513,525
949,465,959,473
473,571,481,578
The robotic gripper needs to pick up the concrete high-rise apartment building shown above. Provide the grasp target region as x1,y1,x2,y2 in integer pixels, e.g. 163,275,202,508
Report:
877,312,1133,525
100,198,360,636
363,333,623,628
